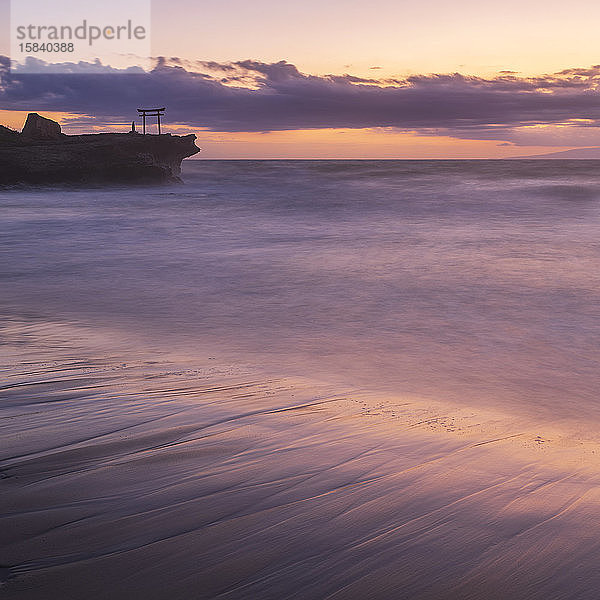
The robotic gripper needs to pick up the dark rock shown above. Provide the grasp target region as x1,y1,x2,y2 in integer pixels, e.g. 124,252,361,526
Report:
22,113,63,140
0,125,20,141
0,115,200,185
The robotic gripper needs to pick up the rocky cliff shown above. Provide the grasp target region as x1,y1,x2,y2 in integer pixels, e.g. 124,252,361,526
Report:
0,114,200,185
21,113,64,141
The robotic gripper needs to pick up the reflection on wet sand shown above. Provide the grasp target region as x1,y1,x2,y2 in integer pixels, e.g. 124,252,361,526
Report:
2,320,600,600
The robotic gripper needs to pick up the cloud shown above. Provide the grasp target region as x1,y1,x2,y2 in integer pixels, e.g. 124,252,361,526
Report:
3,55,600,144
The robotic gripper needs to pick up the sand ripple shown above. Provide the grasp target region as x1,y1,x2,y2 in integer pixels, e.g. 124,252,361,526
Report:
2,321,600,599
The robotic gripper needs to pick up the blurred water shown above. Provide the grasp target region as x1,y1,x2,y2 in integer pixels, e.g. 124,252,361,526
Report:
2,159,600,425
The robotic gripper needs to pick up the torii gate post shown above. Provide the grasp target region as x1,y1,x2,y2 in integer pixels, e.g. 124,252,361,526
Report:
137,108,166,135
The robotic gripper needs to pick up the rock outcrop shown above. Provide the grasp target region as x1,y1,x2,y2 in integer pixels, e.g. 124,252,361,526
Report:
22,113,63,140
0,114,200,185
0,125,20,141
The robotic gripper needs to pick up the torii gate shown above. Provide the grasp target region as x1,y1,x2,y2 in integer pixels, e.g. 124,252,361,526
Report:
137,107,165,135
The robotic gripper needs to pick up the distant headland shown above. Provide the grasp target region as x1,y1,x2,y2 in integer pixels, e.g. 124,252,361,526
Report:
0,112,200,185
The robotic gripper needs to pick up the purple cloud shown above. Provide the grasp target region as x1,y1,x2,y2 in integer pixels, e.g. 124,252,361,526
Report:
3,55,600,144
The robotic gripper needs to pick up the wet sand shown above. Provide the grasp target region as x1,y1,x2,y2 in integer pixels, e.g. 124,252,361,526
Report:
2,320,600,600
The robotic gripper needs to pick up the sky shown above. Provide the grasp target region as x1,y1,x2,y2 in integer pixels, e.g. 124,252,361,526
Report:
2,0,600,157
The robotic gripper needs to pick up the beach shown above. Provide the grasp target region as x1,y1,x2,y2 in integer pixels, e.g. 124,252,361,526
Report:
2,160,600,598
3,319,600,599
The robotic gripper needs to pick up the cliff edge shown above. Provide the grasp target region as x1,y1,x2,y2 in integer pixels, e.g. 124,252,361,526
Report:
0,114,200,185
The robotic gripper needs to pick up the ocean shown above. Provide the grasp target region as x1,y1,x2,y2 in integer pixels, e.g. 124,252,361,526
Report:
3,159,600,422
2,159,600,599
